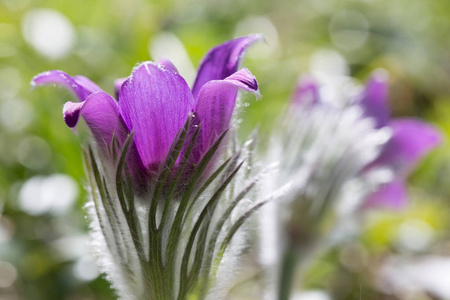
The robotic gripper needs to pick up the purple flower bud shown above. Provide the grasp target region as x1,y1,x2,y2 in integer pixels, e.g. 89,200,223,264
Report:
32,35,261,190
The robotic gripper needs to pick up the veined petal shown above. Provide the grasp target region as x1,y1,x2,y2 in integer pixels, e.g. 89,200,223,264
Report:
371,119,441,176
194,68,259,154
360,69,390,128
292,75,320,106
114,61,177,100
192,34,262,99
31,70,98,101
118,62,195,169
363,179,408,210
63,91,126,147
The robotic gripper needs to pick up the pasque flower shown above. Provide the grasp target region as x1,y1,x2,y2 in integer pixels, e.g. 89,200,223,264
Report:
357,71,441,209
292,70,441,210
261,70,441,300
33,35,264,300
32,35,260,188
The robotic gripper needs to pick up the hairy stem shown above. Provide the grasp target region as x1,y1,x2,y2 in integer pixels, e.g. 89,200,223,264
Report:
278,247,298,300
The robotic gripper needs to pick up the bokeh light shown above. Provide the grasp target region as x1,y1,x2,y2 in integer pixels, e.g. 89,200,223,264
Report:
22,9,76,59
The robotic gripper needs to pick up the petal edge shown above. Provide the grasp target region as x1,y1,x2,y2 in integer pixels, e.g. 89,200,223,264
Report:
32,70,97,101
194,68,259,155
192,34,262,99
370,119,442,176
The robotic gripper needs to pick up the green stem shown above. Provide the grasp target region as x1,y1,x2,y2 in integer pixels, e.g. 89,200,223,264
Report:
278,248,298,300
144,263,171,300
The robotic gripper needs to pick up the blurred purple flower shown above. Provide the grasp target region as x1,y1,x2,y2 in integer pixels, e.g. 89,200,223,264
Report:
292,75,320,106
360,72,441,209
32,35,260,184
293,70,441,210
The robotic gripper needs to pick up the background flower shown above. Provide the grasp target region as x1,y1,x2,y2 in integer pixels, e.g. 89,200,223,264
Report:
259,70,441,300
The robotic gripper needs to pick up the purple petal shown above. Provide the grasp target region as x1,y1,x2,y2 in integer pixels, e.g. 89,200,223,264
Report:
192,34,262,99
114,61,177,100
63,101,83,128
64,92,145,182
292,75,320,106
118,62,195,169
114,77,128,100
31,70,97,101
359,69,390,129
73,75,103,94
371,119,441,176
363,179,408,210
219,68,259,92
63,91,126,147
194,68,259,154
157,58,178,73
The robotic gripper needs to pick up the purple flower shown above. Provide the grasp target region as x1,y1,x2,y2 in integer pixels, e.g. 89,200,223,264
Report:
359,71,441,209
292,70,441,210
292,75,320,106
32,35,261,186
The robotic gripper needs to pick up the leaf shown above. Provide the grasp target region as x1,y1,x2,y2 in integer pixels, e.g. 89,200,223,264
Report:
215,200,269,266
114,132,146,260
179,161,244,298
196,175,259,293
159,123,201,233
165,130,230,269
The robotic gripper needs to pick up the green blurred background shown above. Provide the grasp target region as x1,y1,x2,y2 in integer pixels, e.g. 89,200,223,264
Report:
2,0,450,299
